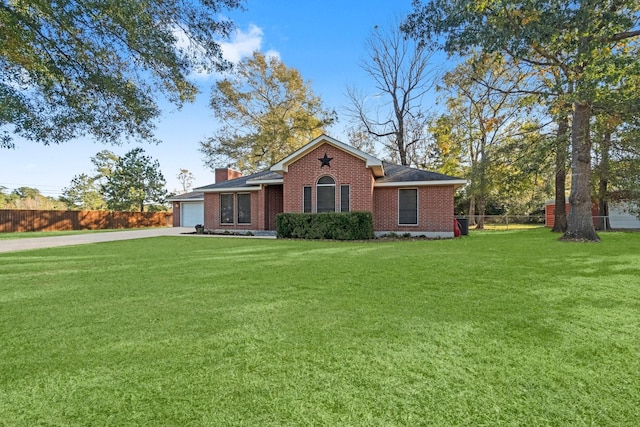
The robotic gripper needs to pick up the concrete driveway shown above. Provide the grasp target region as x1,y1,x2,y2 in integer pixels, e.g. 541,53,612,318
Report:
0,227,193,253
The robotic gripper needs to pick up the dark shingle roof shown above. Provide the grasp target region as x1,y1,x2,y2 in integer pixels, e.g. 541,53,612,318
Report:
376,162,463,183
194,170,282,190
166,191,204,201
193,162,463,191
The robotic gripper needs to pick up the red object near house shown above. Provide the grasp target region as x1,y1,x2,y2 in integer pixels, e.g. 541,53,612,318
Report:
171,135,466,238
453,218,461,237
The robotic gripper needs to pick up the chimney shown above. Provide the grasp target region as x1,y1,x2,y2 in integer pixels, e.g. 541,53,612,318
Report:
215,168,242,184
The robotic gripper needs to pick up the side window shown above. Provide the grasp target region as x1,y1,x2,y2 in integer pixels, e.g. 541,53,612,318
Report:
340,185,350,212
398,188,418,225
236,193,251,224
220,193,234,224
303,186,312,213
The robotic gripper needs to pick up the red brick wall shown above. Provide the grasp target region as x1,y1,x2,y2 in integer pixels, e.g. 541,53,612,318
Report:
204,193,217,230
373,185,454,233
283,143,375,213
203,191,263,231
201,142,456,234
172,202,181,227
215,168,242,183
265,185,284,230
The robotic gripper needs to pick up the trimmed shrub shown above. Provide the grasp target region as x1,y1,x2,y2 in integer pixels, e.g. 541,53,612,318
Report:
276,211,375,240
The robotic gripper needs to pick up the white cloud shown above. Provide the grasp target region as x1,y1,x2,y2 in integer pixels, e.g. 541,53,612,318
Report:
172,26,192,51
173,24,280,79
264,49,281,62
221,24,265,64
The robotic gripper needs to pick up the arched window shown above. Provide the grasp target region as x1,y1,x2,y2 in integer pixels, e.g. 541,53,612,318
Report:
316,176,335,213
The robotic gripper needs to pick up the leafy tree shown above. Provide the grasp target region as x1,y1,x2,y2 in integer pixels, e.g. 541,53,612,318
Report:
404,0,640,241
592,112,640,227
0,185,13,208
433,54,538,228
60,173,105,210
60,150,119,210
424,114,464,177
102,148,167,212
346,18,436,166
199,51,336,173
1,0,242,148
493,123,555,217
3,187,66,209
91,150,120,182
11,186,40,199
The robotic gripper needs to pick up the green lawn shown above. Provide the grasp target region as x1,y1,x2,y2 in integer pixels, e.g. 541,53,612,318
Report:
1,229,638,425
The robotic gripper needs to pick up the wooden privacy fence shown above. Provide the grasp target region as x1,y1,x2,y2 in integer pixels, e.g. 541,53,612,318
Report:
0,210,172,233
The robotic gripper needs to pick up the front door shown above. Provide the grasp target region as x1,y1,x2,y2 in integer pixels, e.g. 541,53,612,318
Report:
264,185,284,230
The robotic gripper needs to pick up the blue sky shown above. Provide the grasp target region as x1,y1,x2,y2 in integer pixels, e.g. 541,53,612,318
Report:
1,0,418,197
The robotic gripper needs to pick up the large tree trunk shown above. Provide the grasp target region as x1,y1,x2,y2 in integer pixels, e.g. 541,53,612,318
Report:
562,102,599,241
552,115,569,232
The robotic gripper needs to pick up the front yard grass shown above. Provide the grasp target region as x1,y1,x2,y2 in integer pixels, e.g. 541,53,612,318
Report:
0,229,638,425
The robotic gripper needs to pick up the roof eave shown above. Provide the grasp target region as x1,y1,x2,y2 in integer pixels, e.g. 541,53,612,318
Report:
199,186,262,193
245,178,284,185
375,179,468,188
167,197,204,202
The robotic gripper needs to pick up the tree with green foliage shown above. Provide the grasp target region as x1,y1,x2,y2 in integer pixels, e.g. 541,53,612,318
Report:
60,150,120,210
425,115,464,177
1,0,242,149
102,148,167,212
404,0,640,241
199,51,336,173
592,111,640,228
1,186,66,209
0,185,16,208
90,150,120,181
432,54,539,228
60,173,105,210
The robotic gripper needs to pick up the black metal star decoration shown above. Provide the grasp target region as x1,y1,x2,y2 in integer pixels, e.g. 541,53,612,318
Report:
319,152,333,167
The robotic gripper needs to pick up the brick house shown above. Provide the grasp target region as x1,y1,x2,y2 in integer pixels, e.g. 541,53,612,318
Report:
171,135,466,237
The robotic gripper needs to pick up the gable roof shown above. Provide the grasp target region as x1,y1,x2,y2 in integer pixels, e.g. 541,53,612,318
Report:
270,134,384,177
193,136,467,192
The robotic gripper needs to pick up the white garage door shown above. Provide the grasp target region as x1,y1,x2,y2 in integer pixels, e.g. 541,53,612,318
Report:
181,202,204,227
